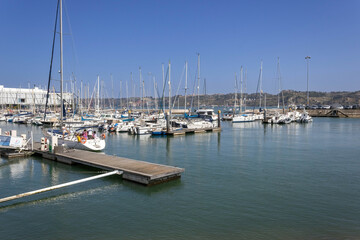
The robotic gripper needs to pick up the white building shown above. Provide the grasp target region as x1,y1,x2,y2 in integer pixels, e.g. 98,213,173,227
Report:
0,85,73,108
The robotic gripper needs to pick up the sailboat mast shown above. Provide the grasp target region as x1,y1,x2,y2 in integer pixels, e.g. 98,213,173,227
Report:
153,76,157,110
111,74,114,110
234,72,237,115
142,78,145,112
197,53,200,110
162,63,165,112
59,0,64,126
130,72,133,109
97,75,100,113
168,60,171,117
120,80,122,110
80,79,83,114
259,61,263,109
240,66,243,113
184,61,188,111
139,67,143,111
244,68,247,111
126,81,129,109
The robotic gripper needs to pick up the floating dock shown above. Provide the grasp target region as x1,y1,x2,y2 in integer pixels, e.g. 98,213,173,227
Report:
0,146,34,159
165,127,221,136
33,145,184,186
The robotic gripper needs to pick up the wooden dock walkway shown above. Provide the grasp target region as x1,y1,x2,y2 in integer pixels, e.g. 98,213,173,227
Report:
165,127,221,136
34,145,184,186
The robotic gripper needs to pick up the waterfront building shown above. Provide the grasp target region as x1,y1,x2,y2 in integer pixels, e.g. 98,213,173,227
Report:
0,85,73,109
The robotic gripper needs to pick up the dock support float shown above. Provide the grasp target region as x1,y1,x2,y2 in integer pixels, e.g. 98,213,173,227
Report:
0,170,122,204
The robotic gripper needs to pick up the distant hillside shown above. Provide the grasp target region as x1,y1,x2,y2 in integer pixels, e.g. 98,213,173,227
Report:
109,90,360,108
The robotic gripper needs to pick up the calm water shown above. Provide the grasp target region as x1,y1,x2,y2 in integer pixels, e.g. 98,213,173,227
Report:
0,118,360,239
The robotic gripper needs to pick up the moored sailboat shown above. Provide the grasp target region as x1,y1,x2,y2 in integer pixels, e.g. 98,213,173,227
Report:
44,0,105,151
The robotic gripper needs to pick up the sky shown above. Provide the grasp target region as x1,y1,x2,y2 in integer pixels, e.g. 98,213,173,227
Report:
0,0,359,97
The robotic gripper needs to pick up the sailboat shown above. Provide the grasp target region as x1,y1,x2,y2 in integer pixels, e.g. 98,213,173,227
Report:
45,0,105,151
233,66,255,123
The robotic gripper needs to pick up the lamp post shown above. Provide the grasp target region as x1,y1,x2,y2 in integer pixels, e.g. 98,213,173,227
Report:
305,56,311,106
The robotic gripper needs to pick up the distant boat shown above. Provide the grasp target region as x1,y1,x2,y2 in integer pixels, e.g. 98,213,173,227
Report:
232,67,255,123
222,111,233,121
196,108,218,121
233,114,255,123
296,111,313,123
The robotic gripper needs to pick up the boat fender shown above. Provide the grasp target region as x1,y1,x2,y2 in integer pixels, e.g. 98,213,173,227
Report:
101,133,106,139
77,135,81,142
80,137,87,144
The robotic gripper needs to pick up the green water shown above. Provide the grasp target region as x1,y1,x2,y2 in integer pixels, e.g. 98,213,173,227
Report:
0,119,359,239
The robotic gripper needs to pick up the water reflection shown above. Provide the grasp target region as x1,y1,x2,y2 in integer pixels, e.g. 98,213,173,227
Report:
122,178,183,196
9,159,30,180
232,121,260,129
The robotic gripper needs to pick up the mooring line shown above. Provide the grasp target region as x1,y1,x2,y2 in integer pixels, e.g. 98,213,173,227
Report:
0,170,122,203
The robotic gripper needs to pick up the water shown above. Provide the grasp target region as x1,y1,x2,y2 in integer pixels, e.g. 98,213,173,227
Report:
0,119,360,239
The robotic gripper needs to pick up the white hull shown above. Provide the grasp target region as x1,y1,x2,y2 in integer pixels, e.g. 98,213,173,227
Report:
232,114,255,123
46,130,106,151
58,138,106,151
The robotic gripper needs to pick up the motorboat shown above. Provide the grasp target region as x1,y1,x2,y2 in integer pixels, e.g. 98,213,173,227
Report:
296,111,313,123
196,109,218,121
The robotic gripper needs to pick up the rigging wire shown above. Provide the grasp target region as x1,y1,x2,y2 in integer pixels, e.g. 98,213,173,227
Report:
44,0,60,120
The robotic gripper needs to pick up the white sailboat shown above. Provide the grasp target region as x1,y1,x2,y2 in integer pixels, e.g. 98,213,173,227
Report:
233,66,255,123
45,0,105,151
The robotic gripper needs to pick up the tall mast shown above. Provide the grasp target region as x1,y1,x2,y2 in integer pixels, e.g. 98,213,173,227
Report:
126,81,129,109
197,53,200,110
102,79,105,109
168,60,171,117
234,72,237,115
59,0,64,126
162,63,165,112
244,68,247,111
142,78,145,113
153,76,157,110
120,80,122,110
259,60,263,109
80,79,82,114
87,83,90,111
97,75,100,113
130,72,133,109
184,61,188,110
139,67,142,110
240,66,243,113
73,75,76,113
111,74,114,110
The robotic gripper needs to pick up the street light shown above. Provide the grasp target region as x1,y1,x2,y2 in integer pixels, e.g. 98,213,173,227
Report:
305,56,311,106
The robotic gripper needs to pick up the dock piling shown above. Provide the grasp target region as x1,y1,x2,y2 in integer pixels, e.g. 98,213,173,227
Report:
217,110,221,128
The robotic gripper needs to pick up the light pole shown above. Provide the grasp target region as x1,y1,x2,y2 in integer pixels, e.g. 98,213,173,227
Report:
305,56,311,106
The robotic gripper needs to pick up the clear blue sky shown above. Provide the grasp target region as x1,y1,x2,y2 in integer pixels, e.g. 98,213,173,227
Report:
0,0,359,97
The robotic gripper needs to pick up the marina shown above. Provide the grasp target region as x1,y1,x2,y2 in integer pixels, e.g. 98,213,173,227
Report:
1,0,359,239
